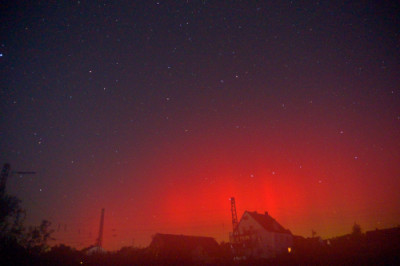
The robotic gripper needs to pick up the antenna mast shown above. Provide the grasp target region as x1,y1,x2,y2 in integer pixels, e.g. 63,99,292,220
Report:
96,208,105,248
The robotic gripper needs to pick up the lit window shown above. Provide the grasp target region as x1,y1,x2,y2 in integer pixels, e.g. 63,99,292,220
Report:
288,247,292,253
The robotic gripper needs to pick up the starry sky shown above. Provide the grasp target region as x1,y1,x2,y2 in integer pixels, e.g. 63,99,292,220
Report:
1,1,399,250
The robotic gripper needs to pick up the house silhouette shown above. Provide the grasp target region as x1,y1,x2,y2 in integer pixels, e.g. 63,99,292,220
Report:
235,211,293,259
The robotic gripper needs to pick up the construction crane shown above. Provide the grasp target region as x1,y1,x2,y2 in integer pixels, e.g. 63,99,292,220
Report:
230,197,240,243
0,163,36,195
231,197,256,258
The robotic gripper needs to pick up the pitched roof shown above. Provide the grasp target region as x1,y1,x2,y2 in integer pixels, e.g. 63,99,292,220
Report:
245,211,292,234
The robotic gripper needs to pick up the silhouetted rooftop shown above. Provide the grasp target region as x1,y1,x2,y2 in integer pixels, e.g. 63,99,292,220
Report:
245,211,292,234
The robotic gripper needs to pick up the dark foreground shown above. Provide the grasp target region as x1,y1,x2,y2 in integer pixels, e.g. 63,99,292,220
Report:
1,243,399,266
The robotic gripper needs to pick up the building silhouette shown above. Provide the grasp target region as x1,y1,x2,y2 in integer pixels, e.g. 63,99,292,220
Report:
233,211,293,259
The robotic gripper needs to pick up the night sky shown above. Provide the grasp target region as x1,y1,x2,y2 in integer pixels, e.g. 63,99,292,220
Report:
1,1,399,250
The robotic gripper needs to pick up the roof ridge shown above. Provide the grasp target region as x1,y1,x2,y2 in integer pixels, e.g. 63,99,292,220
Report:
244,210,292,234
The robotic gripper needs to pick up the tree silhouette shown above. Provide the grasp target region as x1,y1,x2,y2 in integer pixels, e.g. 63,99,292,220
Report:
23,220,55,254
351,223,362,237
0,193,25,239
0,191,54,257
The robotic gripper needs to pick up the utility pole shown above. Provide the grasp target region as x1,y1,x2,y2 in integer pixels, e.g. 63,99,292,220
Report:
95,208,105,248
0,163,36,195
0,163,11,194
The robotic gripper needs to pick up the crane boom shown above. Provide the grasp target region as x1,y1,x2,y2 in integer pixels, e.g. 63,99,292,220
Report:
1,163,36,194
